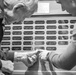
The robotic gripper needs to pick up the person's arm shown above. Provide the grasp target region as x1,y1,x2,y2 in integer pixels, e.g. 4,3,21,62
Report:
48,25,76,70
14,51,38,67
48,42,76,70
14,51,38,62
39,26,76,70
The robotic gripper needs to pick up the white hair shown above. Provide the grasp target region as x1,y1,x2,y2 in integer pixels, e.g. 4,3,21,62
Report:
3,0,38,24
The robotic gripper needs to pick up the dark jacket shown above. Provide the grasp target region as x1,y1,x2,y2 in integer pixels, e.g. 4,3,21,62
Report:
0,18,14,69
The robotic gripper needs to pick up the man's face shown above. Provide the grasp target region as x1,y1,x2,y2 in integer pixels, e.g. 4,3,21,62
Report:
4,0,38,24
56,0,76,16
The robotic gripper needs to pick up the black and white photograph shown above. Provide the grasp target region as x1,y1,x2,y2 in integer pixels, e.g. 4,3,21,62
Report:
0,0,76,75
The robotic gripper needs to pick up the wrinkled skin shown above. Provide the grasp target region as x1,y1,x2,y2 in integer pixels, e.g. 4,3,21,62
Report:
0,0,38,24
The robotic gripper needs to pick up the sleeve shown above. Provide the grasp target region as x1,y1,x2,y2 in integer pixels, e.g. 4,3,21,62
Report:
48,42,76,70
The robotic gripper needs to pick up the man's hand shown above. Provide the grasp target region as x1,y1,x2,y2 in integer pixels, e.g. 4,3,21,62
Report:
20,50,39,67
39,50,50,62
21,54,37,67
1,60,14,73
14,50,39,67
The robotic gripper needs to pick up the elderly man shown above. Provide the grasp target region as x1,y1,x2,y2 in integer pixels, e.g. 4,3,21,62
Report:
0,0,38,24
0,0,38,74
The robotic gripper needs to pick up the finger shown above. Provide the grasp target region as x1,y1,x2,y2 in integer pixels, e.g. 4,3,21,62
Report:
39,53,42,60
39,52,43,57
28,57,34,63
31,54,37,60
39,54,43,60
31,56,37,63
